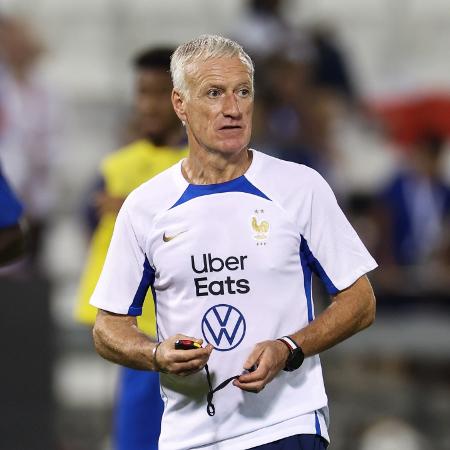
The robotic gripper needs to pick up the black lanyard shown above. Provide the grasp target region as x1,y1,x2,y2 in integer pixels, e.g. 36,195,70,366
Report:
204,363,257,416
204,364,241,416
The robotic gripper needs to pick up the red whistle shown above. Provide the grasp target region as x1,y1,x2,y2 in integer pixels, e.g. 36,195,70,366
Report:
175,339,201,350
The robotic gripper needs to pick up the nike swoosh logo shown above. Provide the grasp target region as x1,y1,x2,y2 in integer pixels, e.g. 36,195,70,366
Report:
163,230,188,242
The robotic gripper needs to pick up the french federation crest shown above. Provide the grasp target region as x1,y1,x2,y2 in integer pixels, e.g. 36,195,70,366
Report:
251,209,269,244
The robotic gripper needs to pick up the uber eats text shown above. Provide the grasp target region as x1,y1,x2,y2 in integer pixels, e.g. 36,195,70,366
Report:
191,253,250,296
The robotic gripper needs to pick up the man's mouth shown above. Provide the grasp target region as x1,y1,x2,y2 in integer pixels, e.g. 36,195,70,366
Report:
219,125,242,131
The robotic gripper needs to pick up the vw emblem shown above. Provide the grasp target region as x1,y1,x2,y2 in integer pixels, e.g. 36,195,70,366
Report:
201,304,246,351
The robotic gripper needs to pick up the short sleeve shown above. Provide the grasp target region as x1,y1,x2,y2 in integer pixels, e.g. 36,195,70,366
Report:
90,201,154,316
0,172,23,228
301,172,378,294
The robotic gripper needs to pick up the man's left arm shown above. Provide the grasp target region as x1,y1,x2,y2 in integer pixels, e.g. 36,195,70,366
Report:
234,274,375,392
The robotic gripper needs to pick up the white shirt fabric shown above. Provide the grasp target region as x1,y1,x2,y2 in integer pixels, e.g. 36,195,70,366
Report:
90,150,377,449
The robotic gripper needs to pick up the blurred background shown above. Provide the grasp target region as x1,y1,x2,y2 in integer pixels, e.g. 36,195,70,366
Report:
0,0,449,449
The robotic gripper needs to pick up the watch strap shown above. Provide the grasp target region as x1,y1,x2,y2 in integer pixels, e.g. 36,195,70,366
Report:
277,336,298,352
277,336,304,372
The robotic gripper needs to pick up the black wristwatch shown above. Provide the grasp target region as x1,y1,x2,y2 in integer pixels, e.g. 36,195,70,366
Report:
277,336,304,372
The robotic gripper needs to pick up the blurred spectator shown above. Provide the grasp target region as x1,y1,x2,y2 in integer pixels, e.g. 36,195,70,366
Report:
0,166,27,265
229,0,361,190
229,0,314,104
75,47,187,450
375,132,450,294
231,1,358,103
230,0,305,60
0,14,62,271
309,24,358,106
249,52,342,190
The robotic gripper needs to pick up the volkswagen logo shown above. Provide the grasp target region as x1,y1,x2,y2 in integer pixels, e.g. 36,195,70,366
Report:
201,304,246,351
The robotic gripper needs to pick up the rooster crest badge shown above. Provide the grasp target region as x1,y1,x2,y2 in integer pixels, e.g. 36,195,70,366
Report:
251,210,270,242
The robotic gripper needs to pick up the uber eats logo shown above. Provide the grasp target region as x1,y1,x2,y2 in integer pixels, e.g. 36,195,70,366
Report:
191,253,250,296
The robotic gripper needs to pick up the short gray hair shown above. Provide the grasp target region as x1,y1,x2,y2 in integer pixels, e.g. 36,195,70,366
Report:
170,34,254,98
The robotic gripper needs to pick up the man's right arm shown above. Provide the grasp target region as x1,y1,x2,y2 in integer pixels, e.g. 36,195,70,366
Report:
93,309,213,375
90,194,213,376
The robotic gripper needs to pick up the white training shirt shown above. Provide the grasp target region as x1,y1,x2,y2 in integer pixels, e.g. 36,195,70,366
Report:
90,150,377,450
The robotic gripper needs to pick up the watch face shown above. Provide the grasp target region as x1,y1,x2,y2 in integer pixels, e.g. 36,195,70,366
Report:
286,347,304,371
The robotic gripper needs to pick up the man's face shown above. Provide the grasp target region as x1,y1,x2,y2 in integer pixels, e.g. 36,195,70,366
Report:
135,69,180,143
174,57,253,156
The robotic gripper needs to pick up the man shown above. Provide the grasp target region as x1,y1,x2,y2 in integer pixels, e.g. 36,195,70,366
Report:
75,48,186,449
91,35,377,449
0,167,27,265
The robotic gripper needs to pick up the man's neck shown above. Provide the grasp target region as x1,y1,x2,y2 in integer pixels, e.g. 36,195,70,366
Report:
182,147,252,185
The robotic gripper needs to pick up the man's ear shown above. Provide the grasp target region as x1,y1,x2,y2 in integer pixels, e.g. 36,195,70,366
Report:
172,89,187,124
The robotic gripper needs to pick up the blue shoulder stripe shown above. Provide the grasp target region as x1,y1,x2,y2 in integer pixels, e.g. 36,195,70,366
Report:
170,175,270,209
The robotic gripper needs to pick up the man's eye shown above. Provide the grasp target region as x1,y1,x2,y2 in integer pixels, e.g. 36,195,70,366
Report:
238,88,250,97
207,89,221,98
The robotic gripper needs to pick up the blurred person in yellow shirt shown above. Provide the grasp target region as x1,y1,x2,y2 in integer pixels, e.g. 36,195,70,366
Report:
75,47,186,450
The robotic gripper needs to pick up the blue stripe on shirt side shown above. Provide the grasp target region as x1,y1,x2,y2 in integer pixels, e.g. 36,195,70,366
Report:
315,410,322,435
299,240,314,323
150,284,159,340
300,236,339,296
128,256,155,316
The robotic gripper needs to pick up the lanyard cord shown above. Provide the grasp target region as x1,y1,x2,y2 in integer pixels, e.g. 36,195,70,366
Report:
204,364,242,416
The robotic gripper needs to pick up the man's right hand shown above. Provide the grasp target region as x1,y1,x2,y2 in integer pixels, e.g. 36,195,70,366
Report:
153,334,213,376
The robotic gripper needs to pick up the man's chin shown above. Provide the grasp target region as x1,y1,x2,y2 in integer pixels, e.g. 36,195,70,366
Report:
215,138,250,155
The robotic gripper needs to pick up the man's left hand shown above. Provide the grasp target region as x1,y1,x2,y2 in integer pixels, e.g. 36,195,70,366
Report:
233,340,290,393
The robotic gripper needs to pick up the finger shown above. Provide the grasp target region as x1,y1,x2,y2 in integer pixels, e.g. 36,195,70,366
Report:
170,358,207,375
233,378,266,393
205,343,214,353
171,347,211,362
176,361,209,376
237,368,263,383
243,343,264,371
238,358,270,382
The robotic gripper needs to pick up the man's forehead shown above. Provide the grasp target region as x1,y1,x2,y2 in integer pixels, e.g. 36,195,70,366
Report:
186,56,252,87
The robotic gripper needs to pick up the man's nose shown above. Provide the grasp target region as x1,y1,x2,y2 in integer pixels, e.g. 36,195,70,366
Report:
222,93,241,118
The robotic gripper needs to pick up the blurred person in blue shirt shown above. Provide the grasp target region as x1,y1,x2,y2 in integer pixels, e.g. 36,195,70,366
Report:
0,167,27,266
376,132,450,292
